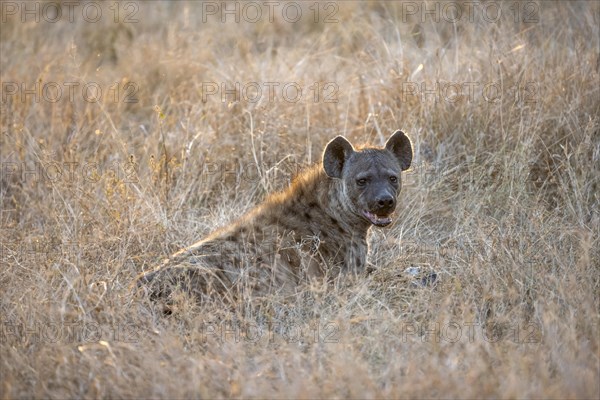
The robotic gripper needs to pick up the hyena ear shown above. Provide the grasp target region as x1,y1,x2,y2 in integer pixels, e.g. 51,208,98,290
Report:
323,136,355,178
385,130,413,171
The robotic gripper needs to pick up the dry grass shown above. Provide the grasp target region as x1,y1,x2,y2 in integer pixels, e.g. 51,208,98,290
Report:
1,1,599,398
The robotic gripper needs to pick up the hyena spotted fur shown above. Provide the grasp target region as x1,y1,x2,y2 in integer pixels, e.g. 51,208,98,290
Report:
135,130,412,303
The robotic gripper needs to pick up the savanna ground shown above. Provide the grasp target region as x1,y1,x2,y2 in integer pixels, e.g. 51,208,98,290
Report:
1,1,599,398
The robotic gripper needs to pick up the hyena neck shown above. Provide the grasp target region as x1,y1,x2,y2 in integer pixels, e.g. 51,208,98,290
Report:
285,164,372,238
320,173,372,237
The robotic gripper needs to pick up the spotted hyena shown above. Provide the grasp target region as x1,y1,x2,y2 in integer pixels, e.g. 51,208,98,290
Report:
135,130,412,303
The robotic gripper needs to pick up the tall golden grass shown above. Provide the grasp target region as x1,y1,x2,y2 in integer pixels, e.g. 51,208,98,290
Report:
1,1,598,398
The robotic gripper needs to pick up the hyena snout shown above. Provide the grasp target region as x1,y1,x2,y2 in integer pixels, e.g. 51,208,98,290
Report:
374,193,395,213
362,190,397,227
368,192,396,220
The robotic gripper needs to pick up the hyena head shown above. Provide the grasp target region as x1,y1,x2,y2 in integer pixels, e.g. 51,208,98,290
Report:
323,130,412,227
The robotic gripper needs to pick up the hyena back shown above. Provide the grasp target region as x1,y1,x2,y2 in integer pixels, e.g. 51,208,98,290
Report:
135,130,412,303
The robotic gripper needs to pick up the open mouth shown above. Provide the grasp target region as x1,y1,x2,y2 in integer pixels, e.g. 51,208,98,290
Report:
362,210,392,227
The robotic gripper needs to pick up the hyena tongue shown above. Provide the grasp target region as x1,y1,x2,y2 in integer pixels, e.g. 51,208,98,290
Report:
363,211,392,227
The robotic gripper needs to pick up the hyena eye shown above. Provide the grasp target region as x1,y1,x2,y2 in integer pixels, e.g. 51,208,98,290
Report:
389,176,398,183
356,178,367,187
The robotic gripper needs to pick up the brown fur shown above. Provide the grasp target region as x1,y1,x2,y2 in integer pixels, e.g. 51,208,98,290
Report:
135,130,413,304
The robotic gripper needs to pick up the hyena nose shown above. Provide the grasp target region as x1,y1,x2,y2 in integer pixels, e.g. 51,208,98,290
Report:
376,195,395,212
